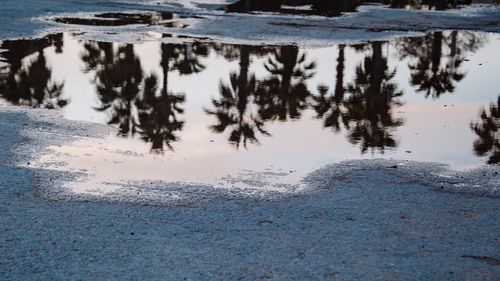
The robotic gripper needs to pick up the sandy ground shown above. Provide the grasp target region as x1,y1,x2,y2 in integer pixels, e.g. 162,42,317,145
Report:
0,105,499,280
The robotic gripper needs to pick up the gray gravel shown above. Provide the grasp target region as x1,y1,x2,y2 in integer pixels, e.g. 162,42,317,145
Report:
1,106,499,280
2,0,500,46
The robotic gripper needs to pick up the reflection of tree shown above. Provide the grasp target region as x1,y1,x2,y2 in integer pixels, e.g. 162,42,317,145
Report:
81,40,189,152
255,45,316,121
395,31,486,99
205,45,269,148
470,96,499,165
135,74,185,152
211,42,273,63
85,43,143,137
0,35,66,108
311,42,403,153
136,42,186,153
311,45,347,132
47,33,64,54
343,42,403,153
409,32,464,98
172,43,209,75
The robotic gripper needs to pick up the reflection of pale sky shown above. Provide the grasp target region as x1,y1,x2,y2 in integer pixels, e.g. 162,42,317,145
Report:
49,36,105,123
36,32,500,191
50,33,500,120
441,38,500,104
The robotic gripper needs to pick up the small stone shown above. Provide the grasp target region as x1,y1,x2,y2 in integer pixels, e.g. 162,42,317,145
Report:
257,220,273,226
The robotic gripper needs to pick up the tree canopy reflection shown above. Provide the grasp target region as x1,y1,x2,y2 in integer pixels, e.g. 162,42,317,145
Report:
311,42,403,154
344,42,403,153
0,34,66,109
205,45,270,148
69,32,495,157
205,44,316,148
0,31,496,164
256,45,316,121
470,96,499,165
311,44,346,133
395,31,485,99
80,39,210,152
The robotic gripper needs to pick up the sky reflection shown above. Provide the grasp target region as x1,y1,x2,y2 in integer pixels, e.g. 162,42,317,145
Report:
0,31,499,179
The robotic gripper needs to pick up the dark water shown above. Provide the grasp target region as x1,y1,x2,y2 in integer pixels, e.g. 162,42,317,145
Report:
0,32,498,175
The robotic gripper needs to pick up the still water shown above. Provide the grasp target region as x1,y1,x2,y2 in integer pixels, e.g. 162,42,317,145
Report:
0,31,498,192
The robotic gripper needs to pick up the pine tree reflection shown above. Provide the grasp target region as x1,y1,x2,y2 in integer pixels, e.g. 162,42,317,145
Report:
46,33,64,54
255,45,316,121
312,42,403,153
86,43,143,137
0,35,66,109
395,31,485,99
343,42,404,153
205,45,270,148
470,96,499,165
410,32,464,98
311,45,347,133
172,43,209,75
211,42,273,62
135,74,185,152
81,40,190,152
135,42,186,153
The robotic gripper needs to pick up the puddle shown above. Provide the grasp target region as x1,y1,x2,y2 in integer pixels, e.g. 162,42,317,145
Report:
0,31,498,195
225,0,490,17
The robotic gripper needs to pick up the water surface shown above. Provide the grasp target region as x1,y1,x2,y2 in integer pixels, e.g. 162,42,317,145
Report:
0,31,498,193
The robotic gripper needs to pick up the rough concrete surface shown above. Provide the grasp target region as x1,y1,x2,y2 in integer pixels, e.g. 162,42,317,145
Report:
1,106,499,280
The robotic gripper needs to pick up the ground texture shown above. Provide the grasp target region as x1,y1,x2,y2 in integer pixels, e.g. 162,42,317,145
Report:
0,107,499,280
1,1,500,279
